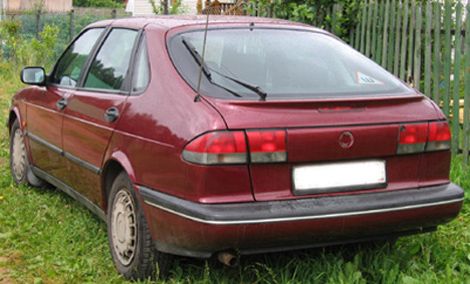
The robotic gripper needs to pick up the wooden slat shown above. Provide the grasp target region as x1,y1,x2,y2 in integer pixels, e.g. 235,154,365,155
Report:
354,22,361,50
452,2,463,154
381,0,390,67
407,1,415,83
424,1,432,97
371,1,379,61
399,0,408,81
365,0,373,57
442,0,452,116
376,0,385,64
432,2,441,103
360,3,367,53
463,2,470,163
413,3,422,90
387,0,396,71
393,1,402,76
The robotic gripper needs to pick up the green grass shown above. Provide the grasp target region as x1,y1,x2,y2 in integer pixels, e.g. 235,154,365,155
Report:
0,76,469,284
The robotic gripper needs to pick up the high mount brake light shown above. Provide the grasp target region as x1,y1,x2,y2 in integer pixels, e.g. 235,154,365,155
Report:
397,121,451,154
182,130,287,165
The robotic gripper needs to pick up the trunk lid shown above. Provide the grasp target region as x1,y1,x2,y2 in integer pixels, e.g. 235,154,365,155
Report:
205,94,448,201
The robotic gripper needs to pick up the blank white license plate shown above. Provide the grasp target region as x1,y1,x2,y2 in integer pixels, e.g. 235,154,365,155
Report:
293,160,386,194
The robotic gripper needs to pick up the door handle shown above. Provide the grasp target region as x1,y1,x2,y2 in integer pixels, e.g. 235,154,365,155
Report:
56,98,68,110
104,107,120,122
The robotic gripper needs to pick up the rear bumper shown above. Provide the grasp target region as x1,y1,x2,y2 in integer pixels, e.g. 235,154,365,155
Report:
139,183,464,258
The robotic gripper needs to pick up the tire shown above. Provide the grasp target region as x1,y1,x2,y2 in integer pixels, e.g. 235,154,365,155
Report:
107,172,172,280
9,120,45,187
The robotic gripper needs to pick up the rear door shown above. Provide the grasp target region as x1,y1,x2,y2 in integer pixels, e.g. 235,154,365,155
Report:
61,28,140,205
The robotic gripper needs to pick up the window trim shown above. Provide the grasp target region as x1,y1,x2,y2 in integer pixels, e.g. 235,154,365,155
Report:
129,33,151,96
78,27,142,95
48,26,109,90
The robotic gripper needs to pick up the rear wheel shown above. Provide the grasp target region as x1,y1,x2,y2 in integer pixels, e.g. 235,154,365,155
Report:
9,120,44,187
107,172,172,280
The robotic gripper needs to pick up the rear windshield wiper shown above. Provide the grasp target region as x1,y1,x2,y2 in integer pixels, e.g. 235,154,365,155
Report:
182,38,241,98
182,38,267,100
209,68,268,101
182,38,212,80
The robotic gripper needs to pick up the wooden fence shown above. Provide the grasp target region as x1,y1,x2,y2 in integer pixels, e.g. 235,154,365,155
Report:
236,0,470,162
348,0,470,162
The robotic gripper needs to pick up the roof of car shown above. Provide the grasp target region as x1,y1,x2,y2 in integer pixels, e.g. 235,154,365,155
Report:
89,15,319,31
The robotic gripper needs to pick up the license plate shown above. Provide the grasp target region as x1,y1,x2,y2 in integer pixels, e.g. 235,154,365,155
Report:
293,160,386,194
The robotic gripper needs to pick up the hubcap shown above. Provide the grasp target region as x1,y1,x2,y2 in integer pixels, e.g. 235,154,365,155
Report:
12,128,27,181
111,189,137,266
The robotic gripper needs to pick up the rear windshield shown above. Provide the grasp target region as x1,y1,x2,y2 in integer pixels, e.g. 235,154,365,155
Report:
168,28,411,100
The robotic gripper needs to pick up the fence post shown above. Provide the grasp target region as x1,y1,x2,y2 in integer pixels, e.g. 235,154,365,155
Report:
371,1,378,61
443,0,452,116
365,0,373,57
407,1,415,83
381,0,390,67
376,1,384,64
463,3,470,163
424,1,432,97
35,9,41,39
413,4,422,90
360,3,367,53
399,0,408,81
432,2,441,103
452,2,463,155
393,0,402,76
69,9,75,41
387,0,396,71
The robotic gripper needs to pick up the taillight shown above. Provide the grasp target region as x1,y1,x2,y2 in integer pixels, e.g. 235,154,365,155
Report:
397,121,451,154
397,123,428,154
182,131,247,165
427,121,451,151
182,130,287,165
247,130,287,163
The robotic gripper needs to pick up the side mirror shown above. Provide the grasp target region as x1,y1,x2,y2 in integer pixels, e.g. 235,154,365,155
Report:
21,67,46,86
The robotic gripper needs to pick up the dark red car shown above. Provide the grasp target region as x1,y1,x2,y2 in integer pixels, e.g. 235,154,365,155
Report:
9,16,464,280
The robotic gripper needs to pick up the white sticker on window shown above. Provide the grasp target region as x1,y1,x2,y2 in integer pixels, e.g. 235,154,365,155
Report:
356,72,383,85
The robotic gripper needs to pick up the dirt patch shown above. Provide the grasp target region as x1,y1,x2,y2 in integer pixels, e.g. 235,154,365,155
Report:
0,263,14,284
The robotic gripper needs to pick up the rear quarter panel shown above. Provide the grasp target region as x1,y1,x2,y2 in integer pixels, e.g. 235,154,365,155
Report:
104,25,253,203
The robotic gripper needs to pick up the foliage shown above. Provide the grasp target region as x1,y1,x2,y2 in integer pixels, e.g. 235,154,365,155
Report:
0,20,59,72
73,0,125,8
149,0,184,15
248,0,363,40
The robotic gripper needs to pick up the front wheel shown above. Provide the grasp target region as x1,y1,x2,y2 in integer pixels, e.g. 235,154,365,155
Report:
107,172,172,280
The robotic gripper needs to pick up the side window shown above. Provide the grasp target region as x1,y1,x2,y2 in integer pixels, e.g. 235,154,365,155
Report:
84,29,138,91
52,28,104,87
132,37,150,93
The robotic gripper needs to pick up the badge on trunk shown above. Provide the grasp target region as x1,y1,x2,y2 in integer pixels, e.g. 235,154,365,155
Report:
339,131,354,149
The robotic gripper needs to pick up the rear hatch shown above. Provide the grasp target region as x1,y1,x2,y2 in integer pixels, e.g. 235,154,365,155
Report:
205,94,451,201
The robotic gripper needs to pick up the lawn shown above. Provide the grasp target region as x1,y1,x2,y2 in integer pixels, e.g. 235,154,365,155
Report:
0,75,469,284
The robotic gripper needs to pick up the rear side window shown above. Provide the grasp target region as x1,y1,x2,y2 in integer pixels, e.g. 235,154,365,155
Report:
169,28,411,100
131,37,150,93
51,28,104,87
84,29,138,91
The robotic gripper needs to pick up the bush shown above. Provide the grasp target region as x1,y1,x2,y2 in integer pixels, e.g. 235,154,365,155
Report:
0,20,60,74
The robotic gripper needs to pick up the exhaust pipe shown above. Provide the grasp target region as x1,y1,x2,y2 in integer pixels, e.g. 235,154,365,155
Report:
217,251,239,267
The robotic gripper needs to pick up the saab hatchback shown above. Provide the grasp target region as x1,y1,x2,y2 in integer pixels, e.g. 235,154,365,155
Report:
9,16,464,280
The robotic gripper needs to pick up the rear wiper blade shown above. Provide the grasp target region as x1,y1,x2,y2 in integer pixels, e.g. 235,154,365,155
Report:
210,68,267,101
182,38,212,80
182,38,242,98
